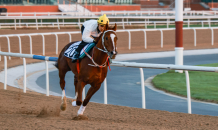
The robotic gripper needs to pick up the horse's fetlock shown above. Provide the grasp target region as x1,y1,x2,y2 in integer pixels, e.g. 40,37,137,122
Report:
76,101,82,106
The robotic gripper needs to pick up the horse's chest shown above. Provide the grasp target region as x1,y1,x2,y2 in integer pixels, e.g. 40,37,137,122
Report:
86,70,107,83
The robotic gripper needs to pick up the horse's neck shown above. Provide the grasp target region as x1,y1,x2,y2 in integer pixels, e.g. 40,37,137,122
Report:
93,39,108,65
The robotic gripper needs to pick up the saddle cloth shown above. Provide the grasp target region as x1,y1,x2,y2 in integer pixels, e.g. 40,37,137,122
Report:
64,41,95,60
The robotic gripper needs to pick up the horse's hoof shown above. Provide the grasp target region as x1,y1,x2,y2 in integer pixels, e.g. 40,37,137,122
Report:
60,104,67,111
72,115,88,120
60,97,67,111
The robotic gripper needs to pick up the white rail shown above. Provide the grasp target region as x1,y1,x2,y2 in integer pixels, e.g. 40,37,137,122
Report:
1,20,218,30
0,27,217,59
1,52,218,114
1,10,218,17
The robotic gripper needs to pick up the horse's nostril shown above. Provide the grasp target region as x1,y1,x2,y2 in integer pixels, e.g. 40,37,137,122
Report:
110,51,117,55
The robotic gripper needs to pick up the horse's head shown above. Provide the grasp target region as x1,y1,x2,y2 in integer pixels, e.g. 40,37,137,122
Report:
95,23,118,59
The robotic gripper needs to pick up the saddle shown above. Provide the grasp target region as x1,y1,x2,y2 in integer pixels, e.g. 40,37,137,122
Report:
64,41,96,60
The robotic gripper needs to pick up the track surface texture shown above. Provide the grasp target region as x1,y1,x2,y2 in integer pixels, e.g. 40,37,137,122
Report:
0,28,218,129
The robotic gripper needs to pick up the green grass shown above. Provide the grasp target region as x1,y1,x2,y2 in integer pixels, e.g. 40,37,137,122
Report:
152,63,218,102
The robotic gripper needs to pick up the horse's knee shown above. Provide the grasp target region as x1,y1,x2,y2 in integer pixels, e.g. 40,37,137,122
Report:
60,79,65,90
76,100,82,106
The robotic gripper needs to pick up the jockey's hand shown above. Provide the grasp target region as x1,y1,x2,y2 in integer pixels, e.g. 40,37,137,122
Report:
93,39,97,44
91,35,97,39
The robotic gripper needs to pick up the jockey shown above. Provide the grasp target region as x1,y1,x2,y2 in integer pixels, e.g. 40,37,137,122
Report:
72,14,109,63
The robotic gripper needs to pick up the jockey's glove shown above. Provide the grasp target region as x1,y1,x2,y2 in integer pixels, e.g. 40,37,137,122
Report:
93,39,97,44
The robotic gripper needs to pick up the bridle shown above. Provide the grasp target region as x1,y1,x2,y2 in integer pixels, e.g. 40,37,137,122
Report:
83,30,117,68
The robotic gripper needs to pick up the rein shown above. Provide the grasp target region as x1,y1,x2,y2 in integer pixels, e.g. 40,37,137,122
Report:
83,30,116,68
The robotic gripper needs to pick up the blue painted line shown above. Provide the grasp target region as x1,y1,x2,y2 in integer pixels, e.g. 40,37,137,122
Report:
33,55,58,61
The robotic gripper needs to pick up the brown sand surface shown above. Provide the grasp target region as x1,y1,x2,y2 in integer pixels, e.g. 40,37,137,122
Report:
0,28,218,129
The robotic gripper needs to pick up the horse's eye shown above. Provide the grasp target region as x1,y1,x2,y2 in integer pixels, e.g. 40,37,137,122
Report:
106,37,108,40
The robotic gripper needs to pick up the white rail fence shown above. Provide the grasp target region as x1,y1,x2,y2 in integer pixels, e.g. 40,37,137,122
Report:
2,13,218,30
0,27,216,59
2,10,218,17
1,51,218,114
1,19,218,30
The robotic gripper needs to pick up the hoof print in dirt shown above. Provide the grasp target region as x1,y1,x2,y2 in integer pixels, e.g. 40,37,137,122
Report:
72,115,88,120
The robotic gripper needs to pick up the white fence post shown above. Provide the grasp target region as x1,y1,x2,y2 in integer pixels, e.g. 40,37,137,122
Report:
63,19,64,26
145,19,147,29
159,30,163,48
36,18,38,30
127,31,131,50
28,35,33,54
122,18,125,29
14,18,16,30
54,34,58,54
211,28,214,45
68,33,72,42
19,19,21,27
17,36,22,54
140,68,146,109
143,30,147,49
78,18,81,29
41,34,45,55
6,36,11,60
104,78,107,104
188,19,190,28
193,28,196,46
4,56,7,90
57,18,60,30
185,70,192,114
45,61,49,96
23,58,26,93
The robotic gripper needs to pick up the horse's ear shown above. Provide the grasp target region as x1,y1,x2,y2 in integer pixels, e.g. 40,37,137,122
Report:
113,23,117,31
105,23,109,31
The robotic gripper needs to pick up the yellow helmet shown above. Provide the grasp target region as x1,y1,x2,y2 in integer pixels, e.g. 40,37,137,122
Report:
97,14,109,25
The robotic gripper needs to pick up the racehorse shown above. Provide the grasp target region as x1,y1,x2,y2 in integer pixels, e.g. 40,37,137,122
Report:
55,23,118,116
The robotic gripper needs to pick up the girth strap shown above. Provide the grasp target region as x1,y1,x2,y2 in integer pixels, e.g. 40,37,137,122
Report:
77,60,80,74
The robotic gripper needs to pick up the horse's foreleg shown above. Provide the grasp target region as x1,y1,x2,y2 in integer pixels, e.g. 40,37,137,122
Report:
74,75,78,99
72,81,85,108
59,69,68,111
77,84,101,115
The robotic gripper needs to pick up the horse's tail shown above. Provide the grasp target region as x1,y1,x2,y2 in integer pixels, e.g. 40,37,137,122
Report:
54,61,58,69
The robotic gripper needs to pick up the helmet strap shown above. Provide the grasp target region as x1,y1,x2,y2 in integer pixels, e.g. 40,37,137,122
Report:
97,26,100,33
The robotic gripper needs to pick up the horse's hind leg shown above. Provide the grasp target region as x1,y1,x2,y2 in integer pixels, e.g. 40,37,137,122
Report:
77,84,101,115
74,75,78,99
59,68,68,111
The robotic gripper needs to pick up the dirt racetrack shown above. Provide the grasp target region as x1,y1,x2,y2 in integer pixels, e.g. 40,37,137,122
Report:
0,28,218,129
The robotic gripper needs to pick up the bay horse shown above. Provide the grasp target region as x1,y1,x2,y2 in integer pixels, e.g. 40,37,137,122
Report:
55,23,118,116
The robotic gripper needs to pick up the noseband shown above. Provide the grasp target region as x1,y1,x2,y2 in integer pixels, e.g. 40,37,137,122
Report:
94,30,116,57
83,30,117,68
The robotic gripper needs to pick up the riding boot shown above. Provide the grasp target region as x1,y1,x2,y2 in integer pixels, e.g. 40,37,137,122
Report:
72,41,89,63
72,52,79,63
